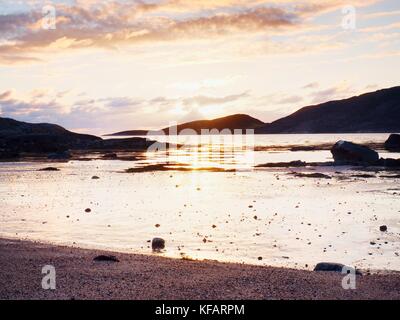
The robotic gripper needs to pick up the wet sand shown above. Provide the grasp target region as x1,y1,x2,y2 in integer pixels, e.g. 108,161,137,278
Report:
1,238,399,300
1,158,400,271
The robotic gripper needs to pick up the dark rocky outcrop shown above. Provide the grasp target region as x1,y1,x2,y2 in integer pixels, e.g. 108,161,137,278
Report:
0,150,19,159
90,138,156,150
256,160,307,168
126,164,232,173
293,172,331,179
290,146,318,151
102,153,118,159
376,158,400,167
384,134,400,151
48,151,71,160
39,167,60,171
331,141,379,165
351,174,375,178
256,161,335,168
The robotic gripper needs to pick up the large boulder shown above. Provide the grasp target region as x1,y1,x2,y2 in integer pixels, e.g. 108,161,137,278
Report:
384,134,400,151
331,140,379,165
314,262,362,275
314,262,345,272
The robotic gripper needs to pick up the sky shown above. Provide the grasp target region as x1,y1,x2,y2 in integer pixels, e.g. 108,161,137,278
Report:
0,0,399,135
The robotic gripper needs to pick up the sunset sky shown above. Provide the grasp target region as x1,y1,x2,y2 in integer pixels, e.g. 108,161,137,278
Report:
0,0,399,134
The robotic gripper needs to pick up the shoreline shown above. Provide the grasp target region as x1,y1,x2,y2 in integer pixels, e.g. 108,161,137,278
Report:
1,238,399,300
2,234,400,275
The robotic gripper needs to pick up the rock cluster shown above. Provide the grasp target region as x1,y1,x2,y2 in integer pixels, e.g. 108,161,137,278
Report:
331,136,400,167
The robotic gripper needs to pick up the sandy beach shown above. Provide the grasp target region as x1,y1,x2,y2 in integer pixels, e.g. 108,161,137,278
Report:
1,238,399,300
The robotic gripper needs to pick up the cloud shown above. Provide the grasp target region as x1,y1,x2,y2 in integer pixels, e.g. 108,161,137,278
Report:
360,22,400,33
0,90,14,100
302,82,319,89
0,88,255,132
309,83,354,104
0,89,67,118
275,95,303,104
362,10,400,19
99,97,142,108
0,0,381,64
181,92,250,107
1,82,387,133
0,86,305,131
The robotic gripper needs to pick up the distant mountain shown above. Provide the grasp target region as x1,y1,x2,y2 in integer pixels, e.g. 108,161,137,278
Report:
0,117,154,156
258,86,400,133
0,117,100,140
0,117,101,153
6,86,397,152
104,129,151,136
107,86,400,135
162,114,265,134
107,114,265,136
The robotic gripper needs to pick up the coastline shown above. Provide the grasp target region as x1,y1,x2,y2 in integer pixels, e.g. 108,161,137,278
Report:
1,238,399,300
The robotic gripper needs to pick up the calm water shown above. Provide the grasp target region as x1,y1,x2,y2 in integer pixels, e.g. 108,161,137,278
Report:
117,133,398,169
1,134,399,271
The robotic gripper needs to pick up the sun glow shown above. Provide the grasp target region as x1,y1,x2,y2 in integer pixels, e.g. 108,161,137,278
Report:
198,105,224,119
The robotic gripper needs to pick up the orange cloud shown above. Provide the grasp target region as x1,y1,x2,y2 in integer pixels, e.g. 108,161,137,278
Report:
0,0,381,64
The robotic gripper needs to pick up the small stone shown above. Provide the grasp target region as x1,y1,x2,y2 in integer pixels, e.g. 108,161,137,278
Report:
85,208,91,213
152,238,165,251
92,176,100,179
39,167,60,171
93,255,119,262
379,225,388,232
155,224,160,228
